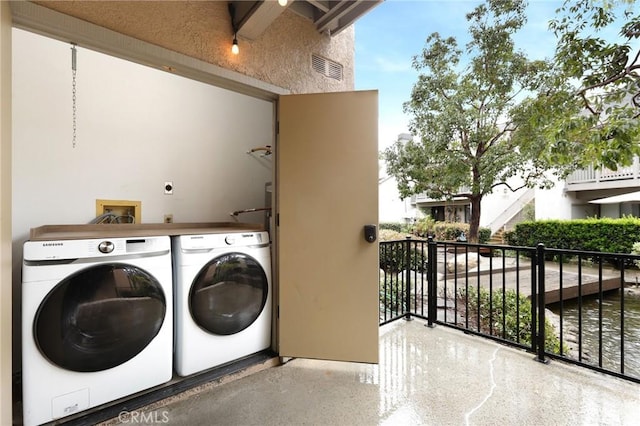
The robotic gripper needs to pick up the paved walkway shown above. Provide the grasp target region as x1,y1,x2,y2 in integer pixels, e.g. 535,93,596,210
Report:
101,320,640,426
438,250,639,303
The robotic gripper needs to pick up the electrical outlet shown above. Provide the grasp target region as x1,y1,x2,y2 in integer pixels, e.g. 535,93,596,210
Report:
164,181,173,195
164,214,173,224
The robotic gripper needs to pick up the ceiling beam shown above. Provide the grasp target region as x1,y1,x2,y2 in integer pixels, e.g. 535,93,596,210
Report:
323,0,382,35
236,1,288,41
314,1,359,33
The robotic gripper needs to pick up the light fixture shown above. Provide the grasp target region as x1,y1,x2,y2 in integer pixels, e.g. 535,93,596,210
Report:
231,36,239,55
228,3,239,55
278,0,288,6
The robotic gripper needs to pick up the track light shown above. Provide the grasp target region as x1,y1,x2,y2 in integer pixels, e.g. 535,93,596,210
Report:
231,36,239,55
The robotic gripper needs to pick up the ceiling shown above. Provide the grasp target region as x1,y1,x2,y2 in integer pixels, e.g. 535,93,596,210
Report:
231,0,382,40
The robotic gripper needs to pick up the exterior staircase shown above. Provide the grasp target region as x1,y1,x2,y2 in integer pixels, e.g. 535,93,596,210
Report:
488,228,506,245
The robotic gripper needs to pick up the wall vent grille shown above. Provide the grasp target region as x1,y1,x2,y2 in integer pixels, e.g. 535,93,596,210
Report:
311,54,343,81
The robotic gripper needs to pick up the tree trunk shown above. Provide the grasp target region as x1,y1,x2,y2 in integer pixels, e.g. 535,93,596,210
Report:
469,194,482,243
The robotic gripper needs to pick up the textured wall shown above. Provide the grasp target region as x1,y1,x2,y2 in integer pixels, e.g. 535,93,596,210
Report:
35,1,354,93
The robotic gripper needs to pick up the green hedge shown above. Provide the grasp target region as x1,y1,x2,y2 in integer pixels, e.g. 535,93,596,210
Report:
379,222,408,233
379,242,427,274
506,217,640,254
414,219,491,244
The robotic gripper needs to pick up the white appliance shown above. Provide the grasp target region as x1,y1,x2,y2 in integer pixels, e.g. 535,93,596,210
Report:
22,236,173,426
172,231,272,376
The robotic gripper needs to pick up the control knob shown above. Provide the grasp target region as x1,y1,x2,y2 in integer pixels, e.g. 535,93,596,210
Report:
98,241,115,253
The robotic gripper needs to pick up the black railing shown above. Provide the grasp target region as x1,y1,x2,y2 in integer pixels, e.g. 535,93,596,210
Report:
379,237,640,384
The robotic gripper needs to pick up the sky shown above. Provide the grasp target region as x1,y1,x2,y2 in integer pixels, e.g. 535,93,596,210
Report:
353,0,564,151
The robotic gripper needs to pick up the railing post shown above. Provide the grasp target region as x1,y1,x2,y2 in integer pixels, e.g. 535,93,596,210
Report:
536,243,547,363
404,236,413,321
427,236,437,327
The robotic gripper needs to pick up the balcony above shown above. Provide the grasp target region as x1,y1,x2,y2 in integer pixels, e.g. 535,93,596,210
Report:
565,157,640,192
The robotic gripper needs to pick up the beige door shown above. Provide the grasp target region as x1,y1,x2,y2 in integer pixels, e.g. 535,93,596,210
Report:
277,90,379,363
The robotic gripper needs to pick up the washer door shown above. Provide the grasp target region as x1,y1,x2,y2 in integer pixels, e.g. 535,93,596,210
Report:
34,263,166,372
190,253,268,335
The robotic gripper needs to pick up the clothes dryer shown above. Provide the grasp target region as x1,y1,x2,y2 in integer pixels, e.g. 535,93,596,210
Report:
22,236,173,426
172,231,271,376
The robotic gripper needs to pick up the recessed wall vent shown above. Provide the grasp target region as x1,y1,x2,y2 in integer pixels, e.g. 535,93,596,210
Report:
311,54,343,81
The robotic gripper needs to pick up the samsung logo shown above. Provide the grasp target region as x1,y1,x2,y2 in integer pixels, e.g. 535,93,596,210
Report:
42,242,63,247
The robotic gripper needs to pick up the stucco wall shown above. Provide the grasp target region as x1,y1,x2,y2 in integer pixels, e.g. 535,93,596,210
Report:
35,1,354,94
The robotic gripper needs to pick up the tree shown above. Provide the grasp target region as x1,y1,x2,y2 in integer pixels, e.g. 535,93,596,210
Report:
537,0,640,172
383,0,553,242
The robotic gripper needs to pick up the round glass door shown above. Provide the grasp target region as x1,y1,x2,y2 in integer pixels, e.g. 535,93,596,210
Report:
34,263,166,372
190,253,268,335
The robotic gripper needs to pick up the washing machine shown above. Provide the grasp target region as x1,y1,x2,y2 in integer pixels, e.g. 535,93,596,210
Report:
22,235,173,426
172,231,272,376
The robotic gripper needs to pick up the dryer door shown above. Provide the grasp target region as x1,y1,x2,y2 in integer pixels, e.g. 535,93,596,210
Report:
189,253,268,335
34,263,166,372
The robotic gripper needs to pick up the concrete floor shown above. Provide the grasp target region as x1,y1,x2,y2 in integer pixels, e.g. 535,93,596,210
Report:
103,320,640,425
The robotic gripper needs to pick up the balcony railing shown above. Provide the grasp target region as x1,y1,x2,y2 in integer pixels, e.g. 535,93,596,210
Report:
410,187,472,204
566,157,640,186
379,238,640,383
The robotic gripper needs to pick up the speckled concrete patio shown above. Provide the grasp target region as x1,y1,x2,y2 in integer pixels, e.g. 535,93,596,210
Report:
102,319,640,426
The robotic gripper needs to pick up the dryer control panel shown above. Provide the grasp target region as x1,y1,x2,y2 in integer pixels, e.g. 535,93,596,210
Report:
180,231,268,250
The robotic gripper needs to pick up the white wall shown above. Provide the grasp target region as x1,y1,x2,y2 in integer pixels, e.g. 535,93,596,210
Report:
0,2,12,423
11,28,274,370
378,176,416,224
535,178,573,220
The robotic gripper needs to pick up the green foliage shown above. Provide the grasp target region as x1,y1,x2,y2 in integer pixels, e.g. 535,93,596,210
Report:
379,229,411,242
379,241,427,274
459,287,564,354
534,0,640,173
522,200,536,221
379,279,407,317
380,222,408,233
415,216,437,237
414,220,491,244
382,0,556,242
478,227,491,244
630,241,640,268
508,217,640,255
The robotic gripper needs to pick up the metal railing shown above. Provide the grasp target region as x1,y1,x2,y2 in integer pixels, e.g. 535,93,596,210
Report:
379,237,640,383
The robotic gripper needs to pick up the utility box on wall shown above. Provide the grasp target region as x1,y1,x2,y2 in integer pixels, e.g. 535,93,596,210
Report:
95,199,141,224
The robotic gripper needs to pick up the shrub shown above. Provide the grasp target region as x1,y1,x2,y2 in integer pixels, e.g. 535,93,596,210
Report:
458,287,565,354
379,222,407,232
379,229,410,242
379,241,427,274
478,227,491,244
631,242,640,268
415,216,436,237
415,220,490,243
